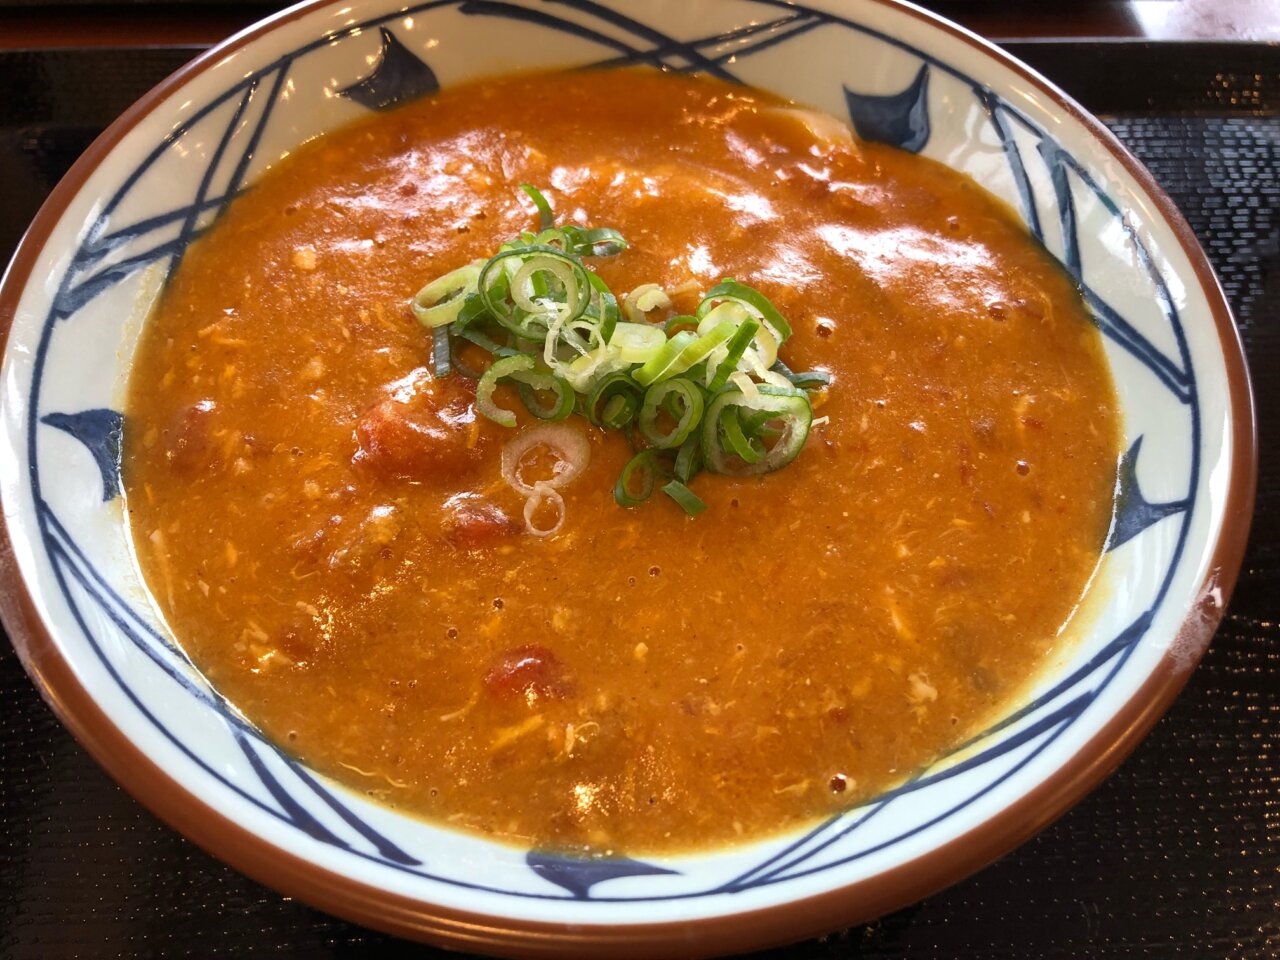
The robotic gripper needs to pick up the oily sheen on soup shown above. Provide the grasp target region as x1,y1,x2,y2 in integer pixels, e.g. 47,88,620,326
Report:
124,69,1120,854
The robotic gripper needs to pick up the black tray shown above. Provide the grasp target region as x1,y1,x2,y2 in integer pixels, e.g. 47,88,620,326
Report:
1,39,1278,960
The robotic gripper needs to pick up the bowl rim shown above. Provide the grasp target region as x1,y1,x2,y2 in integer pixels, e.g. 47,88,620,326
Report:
0,0,1257,955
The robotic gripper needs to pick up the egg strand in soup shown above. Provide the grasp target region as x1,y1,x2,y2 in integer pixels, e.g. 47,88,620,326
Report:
124,67,1120,854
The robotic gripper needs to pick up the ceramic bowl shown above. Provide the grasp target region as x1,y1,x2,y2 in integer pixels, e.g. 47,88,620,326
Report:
0,0,1254,956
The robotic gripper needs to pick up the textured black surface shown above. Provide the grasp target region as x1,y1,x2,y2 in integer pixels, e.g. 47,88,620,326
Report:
1005,40,1280,115
1,42,1279,960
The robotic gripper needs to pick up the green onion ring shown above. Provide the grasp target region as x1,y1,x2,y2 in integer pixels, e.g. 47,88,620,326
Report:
674,434,702,483
411,260,484,328
520,183,555,231
431,325,451,379
562,224,628,257
633,330,696,386
476,353,574,427
614,449,663,507
664,314,699,336
697,277,793,343
702,385,813,477
476,354,534,427
662,479,707,516
600,394,637,430
634,320,736,387
639,378,704,449
610,321,668,363
532,227,569,251
718,405,766,464
586,371,644,429
772,358,832,390
512,254,582,317
516,371,576,421
478,245,591,338
707,317,760,391
585,271,619,343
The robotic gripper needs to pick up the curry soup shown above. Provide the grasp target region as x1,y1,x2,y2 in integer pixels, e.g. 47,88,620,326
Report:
124,68,1120,854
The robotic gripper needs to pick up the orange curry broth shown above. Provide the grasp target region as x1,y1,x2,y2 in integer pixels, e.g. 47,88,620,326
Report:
123,68,1120,854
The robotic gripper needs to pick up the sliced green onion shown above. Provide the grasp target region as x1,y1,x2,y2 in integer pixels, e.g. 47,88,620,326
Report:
600,394,632,429
634,321,736,387
476,354,574,426
412,260,484,328
695,300,752,333
639,378,704,449
785,370,830,389
585,271,619,344
455,325,520,359
407,186,829,520
701,304,777,373
476,354,534,428
614,450,663,507
531,226,568,250
771,358,832,390
586,371,643,429
662,479,707,516
516,371,576,421
697,278,793,343
561,224,628,257
431,325,451,379
623,283,672,323
702,385,813,477
478,245,591,338
520,183,555,231
610,321,668,363
718,404,765,464
532,224,628,258
664,314,699,336
453,290,492,332
561,346,624,394
707,318,760,392
511,254,584,317
674,433,702,484
633,330,695,386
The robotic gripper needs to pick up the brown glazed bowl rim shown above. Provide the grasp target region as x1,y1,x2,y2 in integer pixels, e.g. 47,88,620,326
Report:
0,0,1256,956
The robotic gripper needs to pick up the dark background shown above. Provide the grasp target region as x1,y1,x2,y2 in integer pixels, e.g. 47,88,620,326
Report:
1,4,1277,958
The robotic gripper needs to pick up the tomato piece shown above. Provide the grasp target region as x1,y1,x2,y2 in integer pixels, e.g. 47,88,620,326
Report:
443,494,519,549
484,644,574,704
355,378,486,481
164,400,219,473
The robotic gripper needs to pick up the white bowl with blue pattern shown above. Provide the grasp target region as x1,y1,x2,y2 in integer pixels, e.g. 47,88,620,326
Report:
0,0,1254,955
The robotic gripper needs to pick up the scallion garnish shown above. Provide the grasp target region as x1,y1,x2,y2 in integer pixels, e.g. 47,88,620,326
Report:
707,318,759,392
772,357,832,390
477,354,573,427
639,379,704,450
413,260,486,328
702,385,813,477
661,479,708,516
698,278,794,343
520,183,555,232
431,325,452,380
587,371,644,429
674,434,701,484
409,186,831,518
615,449,662,507
719,404,767,465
